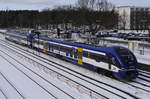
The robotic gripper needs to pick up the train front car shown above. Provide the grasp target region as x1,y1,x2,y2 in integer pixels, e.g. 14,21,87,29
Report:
112,46,138,81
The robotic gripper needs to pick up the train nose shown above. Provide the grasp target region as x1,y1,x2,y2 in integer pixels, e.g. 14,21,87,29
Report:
113,70,138,81
126,70,139,80
128,66,136,69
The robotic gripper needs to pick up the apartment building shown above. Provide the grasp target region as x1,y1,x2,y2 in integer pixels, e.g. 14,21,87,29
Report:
116,6,150,30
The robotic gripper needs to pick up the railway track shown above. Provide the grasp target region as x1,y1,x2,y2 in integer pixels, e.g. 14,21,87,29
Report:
138,63,150,72
0,50,92,99
139,73,150,80
0,54,58,99
0,68,24,99
138,76,150,82
2,39,150,98
0,40,149,98
0,41,108,99
139,70,150,75
0,89,7,99
137,71,150,83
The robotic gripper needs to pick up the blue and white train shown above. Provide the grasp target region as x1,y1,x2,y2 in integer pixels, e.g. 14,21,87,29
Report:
5,31,138,80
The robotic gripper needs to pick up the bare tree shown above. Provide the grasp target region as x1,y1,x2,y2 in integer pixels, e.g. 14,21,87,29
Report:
76,0,115,30
77,0,89,9
96,0,114,11
89,0,96,9
77,0,114,11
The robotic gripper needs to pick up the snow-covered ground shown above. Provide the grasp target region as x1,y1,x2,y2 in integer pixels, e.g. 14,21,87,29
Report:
0,32,106,99
0,31,150,99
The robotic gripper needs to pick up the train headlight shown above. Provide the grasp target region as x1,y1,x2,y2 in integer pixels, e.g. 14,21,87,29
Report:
111,65,120,72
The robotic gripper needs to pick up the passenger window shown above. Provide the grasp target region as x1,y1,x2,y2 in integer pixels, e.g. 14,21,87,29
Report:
74,49,78,58
70,49,74,57
49,44,53,51
83,51,88,57
53,44,59,50
89,53,103,62
60,46,66,52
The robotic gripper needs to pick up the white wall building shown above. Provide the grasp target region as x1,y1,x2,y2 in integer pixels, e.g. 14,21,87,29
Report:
116,6,131,30
116,6,150,31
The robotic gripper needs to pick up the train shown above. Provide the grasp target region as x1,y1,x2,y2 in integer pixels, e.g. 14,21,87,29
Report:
4,30,139,80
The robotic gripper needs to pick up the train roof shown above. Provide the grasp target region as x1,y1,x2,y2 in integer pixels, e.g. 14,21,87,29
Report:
38,37,112,52
6,30,123,55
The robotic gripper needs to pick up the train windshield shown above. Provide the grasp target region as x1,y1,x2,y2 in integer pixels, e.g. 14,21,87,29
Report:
114,47,136,66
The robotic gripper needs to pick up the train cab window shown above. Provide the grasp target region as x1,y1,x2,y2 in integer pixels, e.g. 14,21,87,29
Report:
114,47,136,66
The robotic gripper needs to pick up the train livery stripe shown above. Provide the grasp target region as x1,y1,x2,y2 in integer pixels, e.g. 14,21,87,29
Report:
35,38,106,56
77,48,83,65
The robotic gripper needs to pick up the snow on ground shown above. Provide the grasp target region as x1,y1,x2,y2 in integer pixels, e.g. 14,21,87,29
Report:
0,71,23,99
0,51,84,99
25,48,150,99
0,33,98,99
0,52,55,99
1,35,150,99
0,31,150,99
0,40,111,99
0,48,89,98
0,89,6,99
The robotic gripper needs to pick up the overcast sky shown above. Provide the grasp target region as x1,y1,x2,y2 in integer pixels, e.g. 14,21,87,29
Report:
0,0,150,10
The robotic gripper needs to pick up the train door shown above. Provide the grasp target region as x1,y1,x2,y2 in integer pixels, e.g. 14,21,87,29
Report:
77,48,83,65
105,54,111,70
49,43,54,52
74,48,78,59
107,55,118,72
43,41,47,53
